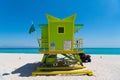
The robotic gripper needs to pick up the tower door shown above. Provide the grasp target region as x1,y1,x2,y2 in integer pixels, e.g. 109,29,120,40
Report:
64,40,72,50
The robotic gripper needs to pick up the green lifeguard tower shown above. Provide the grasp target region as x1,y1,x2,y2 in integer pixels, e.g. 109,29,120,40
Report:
32,14,93,76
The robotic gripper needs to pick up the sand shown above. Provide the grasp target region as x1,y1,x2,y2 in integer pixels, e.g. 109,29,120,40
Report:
0,54,120,80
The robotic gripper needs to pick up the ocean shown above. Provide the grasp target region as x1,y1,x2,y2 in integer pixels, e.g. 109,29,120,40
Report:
84,48,120,55
0,48,120,55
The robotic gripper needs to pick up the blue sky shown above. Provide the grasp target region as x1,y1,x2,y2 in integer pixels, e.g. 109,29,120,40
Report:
0,0,120,48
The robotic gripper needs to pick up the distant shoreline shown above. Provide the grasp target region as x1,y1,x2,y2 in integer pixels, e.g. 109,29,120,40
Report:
0,47,120,48
0,48,120,54
0,53,120,55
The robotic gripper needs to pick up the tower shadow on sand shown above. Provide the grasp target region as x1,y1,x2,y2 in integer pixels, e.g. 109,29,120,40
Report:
11,62,40,77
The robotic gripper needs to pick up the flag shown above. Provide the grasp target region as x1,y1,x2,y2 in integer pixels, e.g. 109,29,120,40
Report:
29,24,35,34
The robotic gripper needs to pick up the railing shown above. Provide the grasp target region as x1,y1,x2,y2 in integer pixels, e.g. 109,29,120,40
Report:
74,38,84,52
37,38,48,53
38,38,84,53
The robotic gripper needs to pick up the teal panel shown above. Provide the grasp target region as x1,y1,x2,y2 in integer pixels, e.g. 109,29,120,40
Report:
74,24,83,33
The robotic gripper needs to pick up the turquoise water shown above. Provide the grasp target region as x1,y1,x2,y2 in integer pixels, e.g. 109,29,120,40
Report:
0,48,120,55
84,48,120,55
0,48,38,54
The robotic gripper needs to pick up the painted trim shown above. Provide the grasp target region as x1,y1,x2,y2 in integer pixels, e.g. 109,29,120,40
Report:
48,21,50,51
72,22,74,51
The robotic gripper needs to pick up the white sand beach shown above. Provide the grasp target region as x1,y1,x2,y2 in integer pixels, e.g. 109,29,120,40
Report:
0,54,120,80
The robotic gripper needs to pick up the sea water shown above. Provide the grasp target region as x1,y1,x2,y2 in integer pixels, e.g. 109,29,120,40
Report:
84,48,120,55
0,48,38,54
0,48,120,55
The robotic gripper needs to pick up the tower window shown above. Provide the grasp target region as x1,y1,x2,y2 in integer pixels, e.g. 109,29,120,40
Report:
58,27,64,33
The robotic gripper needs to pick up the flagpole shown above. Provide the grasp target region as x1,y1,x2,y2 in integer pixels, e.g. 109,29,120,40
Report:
35,31,41,47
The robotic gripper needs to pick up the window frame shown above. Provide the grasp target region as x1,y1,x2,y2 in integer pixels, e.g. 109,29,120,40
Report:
58,26,65,34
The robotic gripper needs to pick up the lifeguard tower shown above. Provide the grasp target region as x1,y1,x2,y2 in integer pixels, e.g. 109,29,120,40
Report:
32,14,93,76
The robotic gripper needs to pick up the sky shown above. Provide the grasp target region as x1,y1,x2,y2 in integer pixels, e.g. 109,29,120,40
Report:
0,0,120,48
